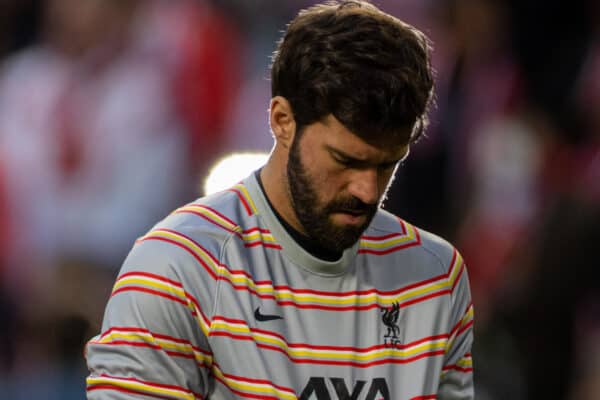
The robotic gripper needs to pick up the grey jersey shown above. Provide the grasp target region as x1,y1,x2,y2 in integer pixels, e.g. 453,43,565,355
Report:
86,173,474,400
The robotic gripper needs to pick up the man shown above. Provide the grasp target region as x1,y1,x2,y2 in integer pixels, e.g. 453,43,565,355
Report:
86,1,474,399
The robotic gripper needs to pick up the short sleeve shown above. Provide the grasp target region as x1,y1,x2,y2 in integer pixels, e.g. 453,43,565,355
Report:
438,251,475,400
85,238,215,400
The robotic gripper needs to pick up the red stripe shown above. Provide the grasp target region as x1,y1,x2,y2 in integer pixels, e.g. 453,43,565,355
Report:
197,204,238,226
115,270,207,317
358,224,422,255
230,287,450,311
176,207,278,249
268,271,446,297
141,234,265,284
118,271,184,288
442,365,473,373
175,209,238,235
110,286,210,327
87,385,187,400
138,230,455,312
125,239,451,313
411,395,437,400
96,374,203,397
97,326,212,355
113,270,207,321
269,275,448,299
448,250,458,276
93,341,195,360
139,236,218,280
175,209,280,250
358,240,420,255
221,286,450,311
214,376,281,400
90,340,211,369
242,227,272,234
227,187,253,215
456,319,474,338
397,217,409,233
157,229,221,264
361,218,407,240
112,286,187,305
144,228,450,299
243,241,282,249
210,331,445,367
361,231,406,241
448,303,474,338
93,339,162,351
146,230,443,298
213,316,450,352
216,367,295,395
450,261,465,292
155,228,255,277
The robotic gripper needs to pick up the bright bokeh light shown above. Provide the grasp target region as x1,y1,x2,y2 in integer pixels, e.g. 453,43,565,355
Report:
203,152,270,195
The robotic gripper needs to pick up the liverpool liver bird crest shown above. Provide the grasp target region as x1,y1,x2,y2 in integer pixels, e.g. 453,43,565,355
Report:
380,302,401,340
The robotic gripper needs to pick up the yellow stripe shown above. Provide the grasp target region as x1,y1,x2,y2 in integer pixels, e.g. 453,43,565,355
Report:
112,273,211,336
143,229,448,307
446,305,474,352
97,332,212,364
447,251,464,286
211,366,296,400
173,207,277,245
245,278,448,306
360,234,414,249
211,321,446,361
241,231,277,243
233,183,258,214
143,230,221,275
140,229,448,307
113,277,187,300
87,376,195,400
462,305,475,324
359,224,417,249
440,354,474,378
456,356,473,367
176,205,239,232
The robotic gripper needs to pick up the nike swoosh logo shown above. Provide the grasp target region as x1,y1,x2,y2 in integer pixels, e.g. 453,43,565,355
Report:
254,307,283,322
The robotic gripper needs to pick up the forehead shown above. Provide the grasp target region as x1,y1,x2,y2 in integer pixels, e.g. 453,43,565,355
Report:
306,114,410,161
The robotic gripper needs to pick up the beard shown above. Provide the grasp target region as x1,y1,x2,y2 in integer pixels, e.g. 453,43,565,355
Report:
287,135,378,254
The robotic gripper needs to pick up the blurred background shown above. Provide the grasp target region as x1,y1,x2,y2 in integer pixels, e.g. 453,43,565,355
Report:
0,0,597,399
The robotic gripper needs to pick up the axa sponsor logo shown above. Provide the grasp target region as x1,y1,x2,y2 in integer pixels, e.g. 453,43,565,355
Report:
299,377,390,400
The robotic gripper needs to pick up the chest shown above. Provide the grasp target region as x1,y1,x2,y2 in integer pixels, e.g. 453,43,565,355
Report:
204,249,451,399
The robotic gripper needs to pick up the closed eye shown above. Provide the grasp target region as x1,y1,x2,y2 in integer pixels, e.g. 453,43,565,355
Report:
333,154,355,167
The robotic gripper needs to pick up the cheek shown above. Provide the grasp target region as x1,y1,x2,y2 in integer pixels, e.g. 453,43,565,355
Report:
299,145,337,187
296,140,348,202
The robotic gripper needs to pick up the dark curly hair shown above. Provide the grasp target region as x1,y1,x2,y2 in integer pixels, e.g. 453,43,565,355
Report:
271,0,434,144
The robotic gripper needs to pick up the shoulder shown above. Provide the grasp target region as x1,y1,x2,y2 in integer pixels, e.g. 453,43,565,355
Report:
123,187,256,273
362,208,461,275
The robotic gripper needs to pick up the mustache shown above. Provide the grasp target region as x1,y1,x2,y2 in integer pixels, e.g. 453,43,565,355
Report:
326,196,377,215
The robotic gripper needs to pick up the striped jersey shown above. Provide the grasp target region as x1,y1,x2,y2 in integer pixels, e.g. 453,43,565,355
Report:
86,172,474,400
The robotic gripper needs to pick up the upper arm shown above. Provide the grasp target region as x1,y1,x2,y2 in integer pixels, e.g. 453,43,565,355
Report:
85,237,217,400
438,250,475,400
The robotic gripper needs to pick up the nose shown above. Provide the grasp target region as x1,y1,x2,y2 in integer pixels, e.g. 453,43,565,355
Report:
347,168,379,206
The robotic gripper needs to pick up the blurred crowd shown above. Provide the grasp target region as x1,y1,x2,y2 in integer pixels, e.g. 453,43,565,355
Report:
0,1,597,399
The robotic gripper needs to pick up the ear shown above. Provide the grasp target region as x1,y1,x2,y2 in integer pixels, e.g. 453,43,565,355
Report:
269,96,296,149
